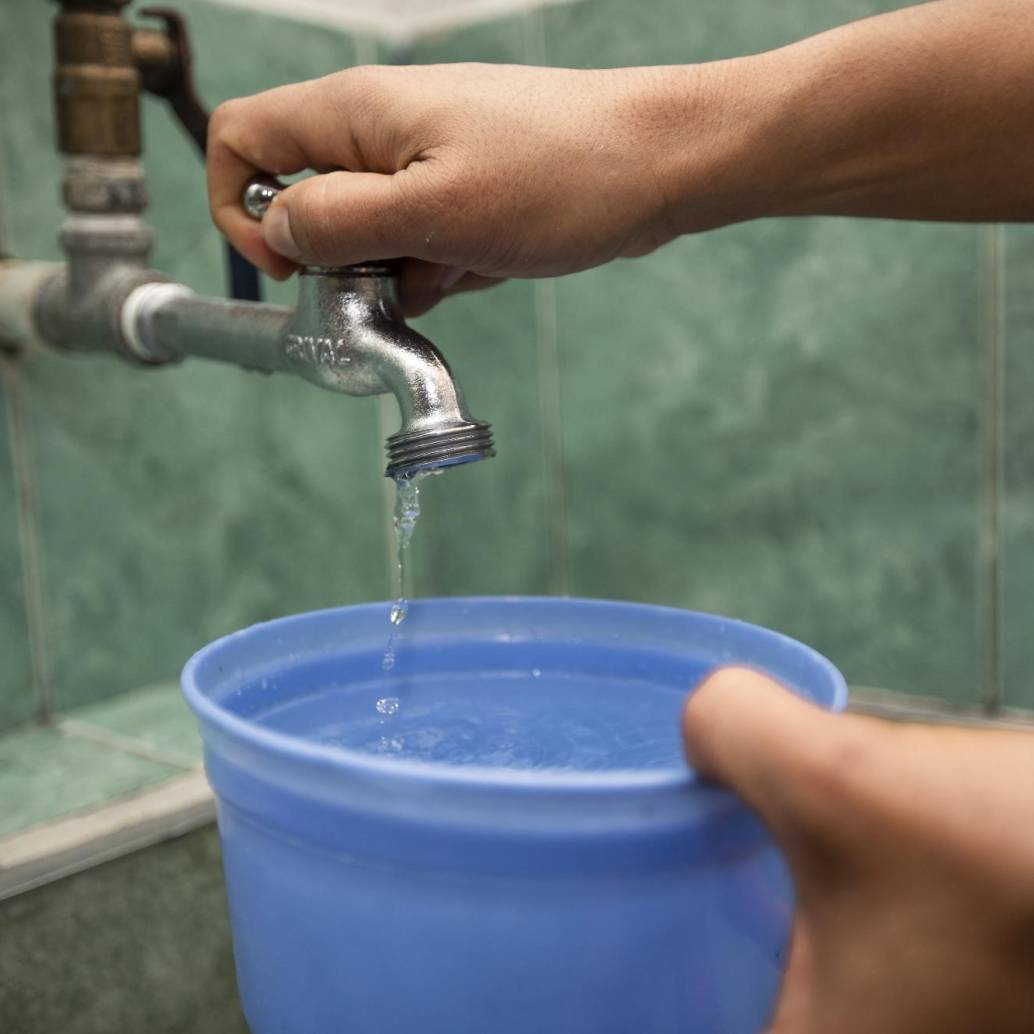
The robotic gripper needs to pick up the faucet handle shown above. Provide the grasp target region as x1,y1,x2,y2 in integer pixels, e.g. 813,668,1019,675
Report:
242,176,285,221
241,176,394,276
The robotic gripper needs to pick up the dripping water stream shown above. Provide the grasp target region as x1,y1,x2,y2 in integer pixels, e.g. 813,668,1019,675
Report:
378,472,438,720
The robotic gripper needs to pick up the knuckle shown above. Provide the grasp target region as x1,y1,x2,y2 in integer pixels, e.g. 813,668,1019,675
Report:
207,98,257,164
342,63,379,83
208,98,243,140
335,65,396,134
336,64,385,103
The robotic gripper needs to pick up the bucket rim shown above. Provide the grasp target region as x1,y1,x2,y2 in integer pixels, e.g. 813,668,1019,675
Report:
181,595,848,796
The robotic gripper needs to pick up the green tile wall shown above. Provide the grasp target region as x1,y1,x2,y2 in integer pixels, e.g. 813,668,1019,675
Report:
0,826,247,1034
1002,225,1034,709
555,220,981,701
406,281,554,597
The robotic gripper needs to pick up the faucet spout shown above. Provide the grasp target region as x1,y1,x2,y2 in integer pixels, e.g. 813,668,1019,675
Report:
283,269,494,478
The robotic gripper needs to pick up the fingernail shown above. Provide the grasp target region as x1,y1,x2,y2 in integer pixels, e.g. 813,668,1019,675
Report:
439,265,465,291
262,204,301,260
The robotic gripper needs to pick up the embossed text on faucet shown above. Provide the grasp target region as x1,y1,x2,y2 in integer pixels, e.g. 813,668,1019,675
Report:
286,334,353,367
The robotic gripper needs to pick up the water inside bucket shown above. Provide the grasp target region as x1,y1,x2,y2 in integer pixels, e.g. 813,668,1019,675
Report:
253,662,704,772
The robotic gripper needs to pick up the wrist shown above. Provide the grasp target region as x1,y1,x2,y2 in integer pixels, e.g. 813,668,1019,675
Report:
632,57,798,239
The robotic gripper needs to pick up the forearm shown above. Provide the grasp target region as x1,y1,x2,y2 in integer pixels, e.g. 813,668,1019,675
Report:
664,0,1034,230
208,0,1032,300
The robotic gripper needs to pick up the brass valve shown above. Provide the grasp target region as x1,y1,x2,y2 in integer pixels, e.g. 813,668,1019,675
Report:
53,0,141,156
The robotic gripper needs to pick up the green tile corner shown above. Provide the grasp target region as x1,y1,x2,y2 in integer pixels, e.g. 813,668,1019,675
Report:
60,681,202,769
0,723,181,839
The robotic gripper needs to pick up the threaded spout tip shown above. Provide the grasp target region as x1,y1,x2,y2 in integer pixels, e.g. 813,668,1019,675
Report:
385,421,495,479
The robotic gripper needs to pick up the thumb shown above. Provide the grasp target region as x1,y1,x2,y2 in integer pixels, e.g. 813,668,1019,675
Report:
683,666,846,837
264,170,429,268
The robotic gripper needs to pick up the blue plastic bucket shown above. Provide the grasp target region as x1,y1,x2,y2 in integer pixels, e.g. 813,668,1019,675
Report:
182,597,846,1034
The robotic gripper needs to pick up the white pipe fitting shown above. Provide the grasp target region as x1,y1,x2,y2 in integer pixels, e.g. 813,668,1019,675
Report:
0,260,63,357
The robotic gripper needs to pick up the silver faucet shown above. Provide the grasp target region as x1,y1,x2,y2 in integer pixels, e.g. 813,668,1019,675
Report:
0,1,493,480
0,169,494,479
239,178,494,476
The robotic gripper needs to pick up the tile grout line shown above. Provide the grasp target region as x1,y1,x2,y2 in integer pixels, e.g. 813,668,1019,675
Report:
525,9,571,595
979,224,1004,715
1,357,53,724
57,718,200,772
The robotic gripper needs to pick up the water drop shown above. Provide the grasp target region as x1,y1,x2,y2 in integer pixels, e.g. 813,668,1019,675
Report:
531,668,542,678
376,696,401,716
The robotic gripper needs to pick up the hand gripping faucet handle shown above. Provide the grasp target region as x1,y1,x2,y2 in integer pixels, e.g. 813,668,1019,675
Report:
241,177,395,276
239,177,494,479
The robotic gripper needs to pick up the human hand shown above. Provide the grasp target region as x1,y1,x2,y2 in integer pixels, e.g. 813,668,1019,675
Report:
206,62,748,316
683,667,1034,1034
